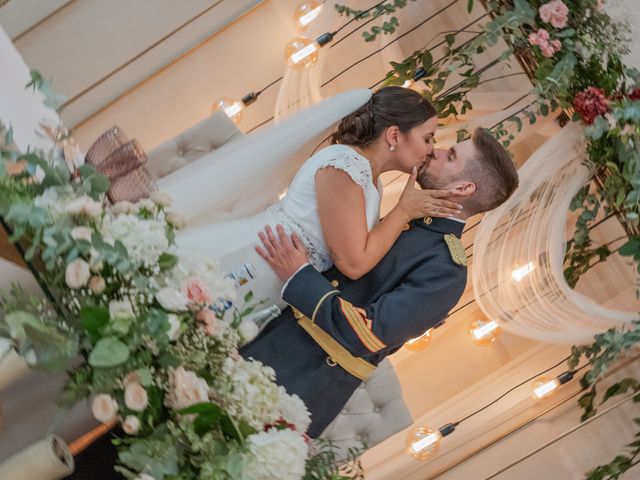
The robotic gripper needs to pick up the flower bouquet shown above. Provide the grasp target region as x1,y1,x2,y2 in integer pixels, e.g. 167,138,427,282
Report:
0,75,363,480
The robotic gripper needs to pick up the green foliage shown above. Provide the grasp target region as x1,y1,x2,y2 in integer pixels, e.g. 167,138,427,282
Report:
304,438,366,480
334,0,419,42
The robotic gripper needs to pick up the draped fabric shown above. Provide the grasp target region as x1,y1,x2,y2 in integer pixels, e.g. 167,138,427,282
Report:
472,123,637,345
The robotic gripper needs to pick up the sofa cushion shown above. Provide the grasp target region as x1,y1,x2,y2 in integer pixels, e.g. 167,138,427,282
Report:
321,358,413,455
146,111,243,179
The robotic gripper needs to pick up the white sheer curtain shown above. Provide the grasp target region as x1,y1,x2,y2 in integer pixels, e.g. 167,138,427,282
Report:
472,123,637,345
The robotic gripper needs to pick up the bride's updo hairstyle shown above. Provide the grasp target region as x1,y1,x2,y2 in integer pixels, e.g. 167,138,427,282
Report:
330,86,436,147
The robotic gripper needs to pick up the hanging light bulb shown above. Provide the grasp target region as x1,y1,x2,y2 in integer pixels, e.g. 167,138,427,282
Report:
467,319,500,346
512,261,535,282
406,423,456,460
531,371,575,400
294,1,323,30
531,376,560,399
404,329,432,352
284,32,334,69
406,426,442,460
211,97,244,124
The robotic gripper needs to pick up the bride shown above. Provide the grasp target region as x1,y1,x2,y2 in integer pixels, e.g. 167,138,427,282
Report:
173,86,463,322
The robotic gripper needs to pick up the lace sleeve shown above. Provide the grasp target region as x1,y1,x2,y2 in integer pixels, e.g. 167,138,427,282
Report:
314,148,373,190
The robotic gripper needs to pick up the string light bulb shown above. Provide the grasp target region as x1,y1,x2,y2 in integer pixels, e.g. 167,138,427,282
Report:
467,319,500,346
404,329,432,352
211,97,245,124
512,261,535,282
284,33,334,69
531,371,575,400
406,423,456,460
294,1,323,30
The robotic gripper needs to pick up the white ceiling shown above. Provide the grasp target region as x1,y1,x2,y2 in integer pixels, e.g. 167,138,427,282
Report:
0,0,262,126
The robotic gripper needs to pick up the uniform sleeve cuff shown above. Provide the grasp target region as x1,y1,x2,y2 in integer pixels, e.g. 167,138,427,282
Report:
282,264,338,320
280,263,310,297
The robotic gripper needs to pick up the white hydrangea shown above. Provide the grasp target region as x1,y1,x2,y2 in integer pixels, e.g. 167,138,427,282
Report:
215,357,310,432
34,186,75,217
100,213,169,267
244,429,308,480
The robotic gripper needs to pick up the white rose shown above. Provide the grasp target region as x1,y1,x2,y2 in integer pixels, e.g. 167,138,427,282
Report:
167,314,181,341
65,195,102,217
165,212,186,229
91,393,119,423
89,276,106,295
89,248,103,273
124,382,148,412
137,198,155,211
238,320,259,344
165,366,209,410
109,299,134,319
156,287,189,312
65,258,90,289
113,200,136,215
150,191,172,207
122,415,140,435
32,166,45,184
71,226,93,242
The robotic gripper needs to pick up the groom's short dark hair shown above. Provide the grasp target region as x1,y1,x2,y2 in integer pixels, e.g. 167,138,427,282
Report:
463,128,519,215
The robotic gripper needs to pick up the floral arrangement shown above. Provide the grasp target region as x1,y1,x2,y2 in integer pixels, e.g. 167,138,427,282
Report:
0,76,363,479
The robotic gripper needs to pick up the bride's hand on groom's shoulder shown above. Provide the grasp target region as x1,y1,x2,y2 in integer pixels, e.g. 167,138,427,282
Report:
256,225,309,282
397,167,463,221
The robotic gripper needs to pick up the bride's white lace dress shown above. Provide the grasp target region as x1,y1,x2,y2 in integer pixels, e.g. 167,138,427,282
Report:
176,144,383,310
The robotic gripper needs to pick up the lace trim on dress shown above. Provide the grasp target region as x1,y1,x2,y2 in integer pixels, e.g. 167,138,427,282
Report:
266,203,333,272
316,148,373,191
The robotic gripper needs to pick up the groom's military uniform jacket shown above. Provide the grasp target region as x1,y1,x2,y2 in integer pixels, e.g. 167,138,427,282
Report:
241,216,467,437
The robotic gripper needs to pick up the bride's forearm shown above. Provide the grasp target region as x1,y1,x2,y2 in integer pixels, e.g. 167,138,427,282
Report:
333,207,408,280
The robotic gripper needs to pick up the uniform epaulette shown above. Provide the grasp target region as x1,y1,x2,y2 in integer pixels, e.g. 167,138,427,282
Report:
444,234,467,266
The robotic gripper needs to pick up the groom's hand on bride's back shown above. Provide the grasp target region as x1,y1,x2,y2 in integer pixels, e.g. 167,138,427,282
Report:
256,225,309,282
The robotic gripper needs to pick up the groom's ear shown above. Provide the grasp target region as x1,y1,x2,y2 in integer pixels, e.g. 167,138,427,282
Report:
450,181,476,197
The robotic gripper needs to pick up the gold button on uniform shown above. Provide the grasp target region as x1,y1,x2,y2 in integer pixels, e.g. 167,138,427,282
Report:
423,216,433,225
330,280,339,288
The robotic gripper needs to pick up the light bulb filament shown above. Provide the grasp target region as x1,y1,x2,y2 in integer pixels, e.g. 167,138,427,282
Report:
533,379,559,399
410,431,442,453
471,320,499,340
299,5,322,26
291,43,318,64
223,102,243,118
512,262,535,282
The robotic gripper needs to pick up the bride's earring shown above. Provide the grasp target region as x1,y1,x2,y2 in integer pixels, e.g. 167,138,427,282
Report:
389,145,396,152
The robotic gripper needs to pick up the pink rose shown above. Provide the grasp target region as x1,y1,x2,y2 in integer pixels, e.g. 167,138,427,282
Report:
539,0,569,29
91,394,119,423
65,258,91,289
89,276,106,295
197,309,217,336
528,29,562,57
124,382,148,412
122,415,140,435
182,277,212,307
164,366,210,410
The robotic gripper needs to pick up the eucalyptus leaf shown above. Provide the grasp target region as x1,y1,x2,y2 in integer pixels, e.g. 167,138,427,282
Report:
88,337,129,367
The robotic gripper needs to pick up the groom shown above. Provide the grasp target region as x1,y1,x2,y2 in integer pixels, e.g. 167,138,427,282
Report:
240,128,519,437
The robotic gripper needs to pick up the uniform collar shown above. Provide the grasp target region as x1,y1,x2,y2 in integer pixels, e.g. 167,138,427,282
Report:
410,216,465,237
